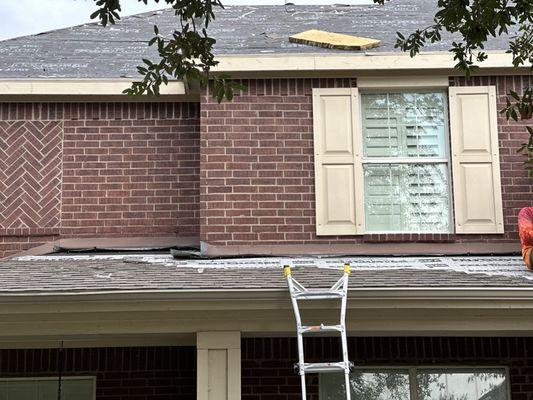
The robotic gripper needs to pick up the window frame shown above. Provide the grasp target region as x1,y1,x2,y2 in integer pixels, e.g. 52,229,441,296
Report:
319,365,511,400
356,87,454,234
0,376,96,400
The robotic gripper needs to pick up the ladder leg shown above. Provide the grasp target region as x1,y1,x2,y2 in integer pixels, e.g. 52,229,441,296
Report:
340,271,351,400
286,269,307,400
300,373,307,400
344,370,351,400
296,321,306,390
341,327,351,400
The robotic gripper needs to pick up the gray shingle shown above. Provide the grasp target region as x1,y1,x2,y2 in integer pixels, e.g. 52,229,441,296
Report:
0,255,530,294
0,0,514,79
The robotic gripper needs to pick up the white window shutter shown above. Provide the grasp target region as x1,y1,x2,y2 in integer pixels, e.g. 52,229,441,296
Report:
313,88,359,236
449,86,504,234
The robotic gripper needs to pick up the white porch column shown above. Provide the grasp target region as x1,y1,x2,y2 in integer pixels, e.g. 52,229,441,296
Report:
197,331,241,400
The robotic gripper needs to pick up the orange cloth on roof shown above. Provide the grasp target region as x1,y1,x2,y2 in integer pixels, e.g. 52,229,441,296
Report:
518,207,533,270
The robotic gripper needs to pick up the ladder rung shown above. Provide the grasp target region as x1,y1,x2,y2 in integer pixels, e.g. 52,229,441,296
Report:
300,324,343,333
301,362,351,373
294,291,344,300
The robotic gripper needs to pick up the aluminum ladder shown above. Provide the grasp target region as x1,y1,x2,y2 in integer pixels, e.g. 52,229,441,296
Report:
284,263,353,400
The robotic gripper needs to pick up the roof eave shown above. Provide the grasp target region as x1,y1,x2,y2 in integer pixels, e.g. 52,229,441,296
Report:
1,286,533,303
212,51,525,75
0,78,194,101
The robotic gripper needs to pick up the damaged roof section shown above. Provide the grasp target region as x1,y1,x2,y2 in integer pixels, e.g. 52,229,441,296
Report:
0,0,515,79
0,255,531,294
289,29,381,50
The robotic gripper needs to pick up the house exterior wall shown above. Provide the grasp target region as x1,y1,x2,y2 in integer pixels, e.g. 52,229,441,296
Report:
2,337,531,400
0,103,200,258
200,76,532,251
242,337,533,400
1,75,532,258
0,346,196,400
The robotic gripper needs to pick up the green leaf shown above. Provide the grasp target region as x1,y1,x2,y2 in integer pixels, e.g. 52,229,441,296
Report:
90,10,101,20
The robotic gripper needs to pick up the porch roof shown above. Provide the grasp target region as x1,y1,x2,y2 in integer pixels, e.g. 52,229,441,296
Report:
0,254,531,295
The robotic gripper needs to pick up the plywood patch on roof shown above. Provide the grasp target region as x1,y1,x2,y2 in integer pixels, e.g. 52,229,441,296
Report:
289,29,380,50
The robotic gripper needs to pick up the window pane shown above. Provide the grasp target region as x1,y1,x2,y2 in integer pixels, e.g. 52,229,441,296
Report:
364,163,450,232
0,379,94,400
417,370,508,400
321,370,410,400
362,92,446,158
38,379,94,400
0,382,37,400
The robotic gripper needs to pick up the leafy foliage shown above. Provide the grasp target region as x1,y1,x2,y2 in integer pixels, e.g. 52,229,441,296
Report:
90,0,242,101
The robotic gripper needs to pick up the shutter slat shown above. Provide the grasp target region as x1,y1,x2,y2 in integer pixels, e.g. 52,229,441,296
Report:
449,86,504,234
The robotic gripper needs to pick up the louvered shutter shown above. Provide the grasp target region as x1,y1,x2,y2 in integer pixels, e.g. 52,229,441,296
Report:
313,88,359,235
449,86,504,234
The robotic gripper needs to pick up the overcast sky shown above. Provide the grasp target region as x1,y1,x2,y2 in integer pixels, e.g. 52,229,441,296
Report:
0,0,370,41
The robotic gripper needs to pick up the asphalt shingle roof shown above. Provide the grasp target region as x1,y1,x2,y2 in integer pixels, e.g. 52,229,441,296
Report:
0,255,530,294
0,0,514,79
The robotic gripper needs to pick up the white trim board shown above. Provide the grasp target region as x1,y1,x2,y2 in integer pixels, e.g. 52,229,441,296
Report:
214,51,523,73
0,79,186,96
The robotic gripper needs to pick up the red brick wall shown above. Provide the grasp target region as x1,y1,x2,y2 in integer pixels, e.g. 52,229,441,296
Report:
1,339,531,400
242,337,533,400
0,103,200,258
200,76,533,249
0,116,64,259
0,346,196,400
1,76,531,258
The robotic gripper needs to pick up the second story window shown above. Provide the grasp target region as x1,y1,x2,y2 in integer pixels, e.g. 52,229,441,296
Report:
361,92,450,233
313,85,503,236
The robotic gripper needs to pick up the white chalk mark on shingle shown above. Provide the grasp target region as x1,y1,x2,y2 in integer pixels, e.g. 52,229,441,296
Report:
12,254,533,283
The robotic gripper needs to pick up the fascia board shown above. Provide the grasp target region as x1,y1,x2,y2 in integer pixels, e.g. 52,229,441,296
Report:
0,79,187,96
213,51,524,73
1,287,533,309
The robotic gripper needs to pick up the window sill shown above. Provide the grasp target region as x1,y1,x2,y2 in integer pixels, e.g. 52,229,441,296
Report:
363,233,455,243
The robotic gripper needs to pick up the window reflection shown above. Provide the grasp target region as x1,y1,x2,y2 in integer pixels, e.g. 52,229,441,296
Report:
417,371,507,400
321,369,508,400
321,370,410,400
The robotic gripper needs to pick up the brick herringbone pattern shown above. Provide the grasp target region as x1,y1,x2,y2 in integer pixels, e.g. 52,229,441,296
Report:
0,121,62,230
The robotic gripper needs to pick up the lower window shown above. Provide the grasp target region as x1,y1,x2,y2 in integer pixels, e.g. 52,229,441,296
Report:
0,377,95,400
320,368,508,400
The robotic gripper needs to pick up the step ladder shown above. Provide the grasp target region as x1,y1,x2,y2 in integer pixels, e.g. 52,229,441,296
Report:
284,263,353,400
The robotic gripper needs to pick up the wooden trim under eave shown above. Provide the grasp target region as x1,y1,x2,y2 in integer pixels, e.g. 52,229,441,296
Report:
0,79,186,95
213,52,525,74
0,79,199,102
3,300,533,344
0,94,200,103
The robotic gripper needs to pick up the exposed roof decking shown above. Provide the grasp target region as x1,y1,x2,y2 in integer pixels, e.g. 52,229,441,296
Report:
0,1,515,79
